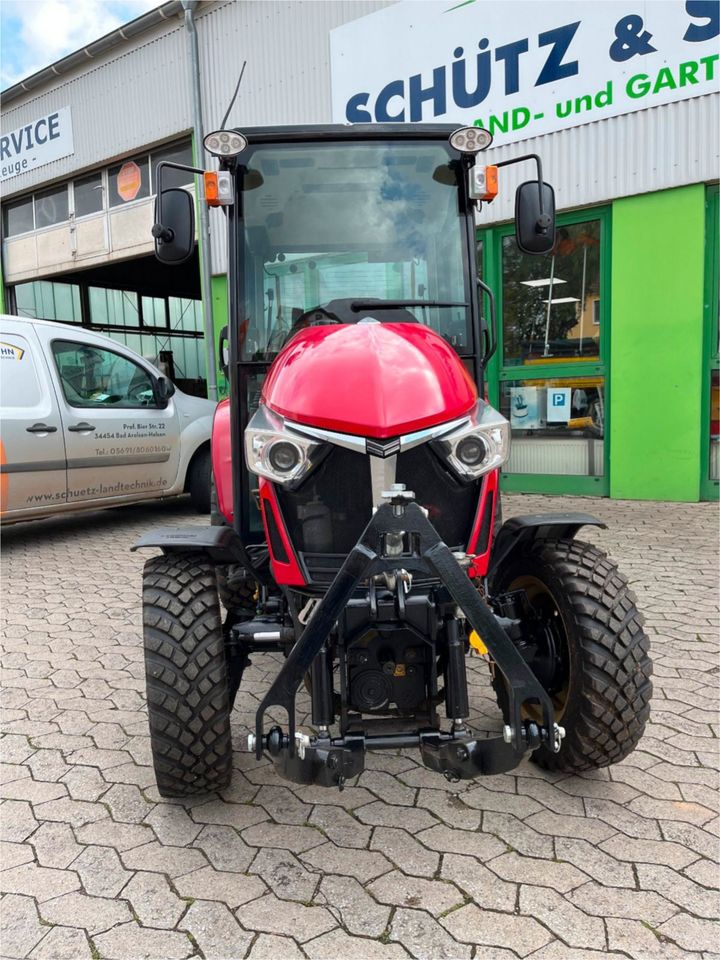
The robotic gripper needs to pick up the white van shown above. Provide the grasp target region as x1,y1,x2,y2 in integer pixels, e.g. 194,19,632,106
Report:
0,315,216,524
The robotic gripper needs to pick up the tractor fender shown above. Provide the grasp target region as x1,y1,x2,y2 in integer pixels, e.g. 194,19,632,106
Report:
487,513,606,590
211,398,234,524
131,524,246,564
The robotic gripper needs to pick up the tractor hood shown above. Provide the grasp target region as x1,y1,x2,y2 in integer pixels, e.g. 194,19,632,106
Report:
261,322,477,439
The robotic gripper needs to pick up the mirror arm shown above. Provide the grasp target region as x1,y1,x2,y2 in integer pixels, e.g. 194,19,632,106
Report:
495,153,545,214
496,154,552,238
153,160,207,237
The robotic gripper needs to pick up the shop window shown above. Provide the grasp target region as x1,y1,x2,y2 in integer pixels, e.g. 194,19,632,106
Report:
106,330,205,385
15,280,82,322
51,339,158,408
162,334,206,381
125,331,206,394
499,376,605,477
151,141,193,191
34,185,69,228
142,296,167,327
89,287,140,327
108,157,149,206
2,196,34,237
106,330,143,356
74,173,104,217
169,297,203,333
502,220,601,365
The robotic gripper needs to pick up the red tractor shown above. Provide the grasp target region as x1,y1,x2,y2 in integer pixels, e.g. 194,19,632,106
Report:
136,124,652,797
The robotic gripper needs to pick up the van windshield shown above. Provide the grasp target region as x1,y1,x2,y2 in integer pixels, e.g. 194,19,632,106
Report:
239,140,471,360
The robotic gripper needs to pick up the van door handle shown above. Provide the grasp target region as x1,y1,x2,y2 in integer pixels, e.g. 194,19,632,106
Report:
67,422,96,432
26,423,58,434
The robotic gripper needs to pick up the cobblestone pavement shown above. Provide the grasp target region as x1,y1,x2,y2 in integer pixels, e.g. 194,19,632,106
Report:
1,494,718,960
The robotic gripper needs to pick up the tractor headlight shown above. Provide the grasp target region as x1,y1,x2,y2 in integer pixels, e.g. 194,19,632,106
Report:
434,400,510,480
245,404,320,485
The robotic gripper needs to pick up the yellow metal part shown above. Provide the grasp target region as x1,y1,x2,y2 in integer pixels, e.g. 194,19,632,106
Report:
567,416,594,430
468,630,488,655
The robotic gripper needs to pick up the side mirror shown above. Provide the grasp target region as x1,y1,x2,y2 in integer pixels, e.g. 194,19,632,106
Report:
515,181,556,255
152,188,195,265
155,375,175,406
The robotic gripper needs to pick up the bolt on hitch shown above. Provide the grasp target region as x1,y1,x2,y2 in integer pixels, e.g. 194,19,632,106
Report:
503,721,565,753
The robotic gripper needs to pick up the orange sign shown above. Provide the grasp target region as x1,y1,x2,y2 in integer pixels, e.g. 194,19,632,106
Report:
116,161,142,202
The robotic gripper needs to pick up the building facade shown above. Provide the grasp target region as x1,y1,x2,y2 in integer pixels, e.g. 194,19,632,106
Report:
1,0,718,501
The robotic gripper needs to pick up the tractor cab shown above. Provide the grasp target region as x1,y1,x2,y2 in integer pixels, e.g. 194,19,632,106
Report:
154,125,554,544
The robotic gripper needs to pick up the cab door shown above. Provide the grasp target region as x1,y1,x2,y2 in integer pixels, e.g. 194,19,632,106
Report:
0,320,67,518
36,328,182,506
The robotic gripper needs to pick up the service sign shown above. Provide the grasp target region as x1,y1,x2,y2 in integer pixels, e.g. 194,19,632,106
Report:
0,106,74,182
330,1,719,144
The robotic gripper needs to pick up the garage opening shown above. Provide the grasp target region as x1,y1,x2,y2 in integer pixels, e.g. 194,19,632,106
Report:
8,251,208,397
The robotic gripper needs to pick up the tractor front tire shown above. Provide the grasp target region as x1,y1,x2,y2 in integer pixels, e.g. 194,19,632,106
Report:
493,538,652,773
143,551,233,797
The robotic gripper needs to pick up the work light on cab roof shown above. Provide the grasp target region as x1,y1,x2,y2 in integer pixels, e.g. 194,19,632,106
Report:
449,125,493,154
203,130,247,157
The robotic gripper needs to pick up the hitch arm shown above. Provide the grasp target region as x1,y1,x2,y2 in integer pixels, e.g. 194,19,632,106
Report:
422,538,556,755
254,543,376,757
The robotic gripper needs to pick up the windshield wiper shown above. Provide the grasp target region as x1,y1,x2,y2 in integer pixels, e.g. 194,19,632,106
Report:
350,299,468,312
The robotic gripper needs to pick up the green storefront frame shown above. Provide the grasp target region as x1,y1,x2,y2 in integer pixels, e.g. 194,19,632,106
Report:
211,273,230,399
701,184,719,501
479,205,612,497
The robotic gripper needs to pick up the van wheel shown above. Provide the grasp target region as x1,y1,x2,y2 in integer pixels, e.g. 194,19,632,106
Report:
143,551,232,797
491,538,652,773
188,448,211,514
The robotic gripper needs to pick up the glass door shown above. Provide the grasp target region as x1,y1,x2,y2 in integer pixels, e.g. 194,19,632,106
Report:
481,207,611,495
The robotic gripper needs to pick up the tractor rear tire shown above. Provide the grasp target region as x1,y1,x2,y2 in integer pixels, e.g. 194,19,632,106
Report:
492,537,652,773
142,551,233,797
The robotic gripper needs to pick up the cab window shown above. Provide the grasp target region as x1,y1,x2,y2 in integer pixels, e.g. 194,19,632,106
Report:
51,340,159,408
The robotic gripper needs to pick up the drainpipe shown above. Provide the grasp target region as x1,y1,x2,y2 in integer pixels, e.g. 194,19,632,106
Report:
182,0,218,401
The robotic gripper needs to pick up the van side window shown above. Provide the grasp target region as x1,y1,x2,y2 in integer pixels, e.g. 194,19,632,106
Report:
0,336,42,408
51,340,159,409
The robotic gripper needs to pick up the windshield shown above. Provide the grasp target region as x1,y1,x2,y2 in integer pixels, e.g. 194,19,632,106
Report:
239,140,471,361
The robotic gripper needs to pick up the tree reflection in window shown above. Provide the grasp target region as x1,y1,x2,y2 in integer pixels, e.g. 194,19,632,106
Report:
502,220,601,365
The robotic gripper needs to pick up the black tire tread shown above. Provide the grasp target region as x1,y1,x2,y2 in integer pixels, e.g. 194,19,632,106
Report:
495,537,652,773
216,566,256,614
142,552,232,797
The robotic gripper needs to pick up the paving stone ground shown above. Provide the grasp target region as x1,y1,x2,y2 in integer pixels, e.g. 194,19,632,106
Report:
1,493,718,960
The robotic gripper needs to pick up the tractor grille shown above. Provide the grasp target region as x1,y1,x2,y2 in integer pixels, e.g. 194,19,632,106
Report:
275,443,481,584
277,447,372,556
396,444,480,550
